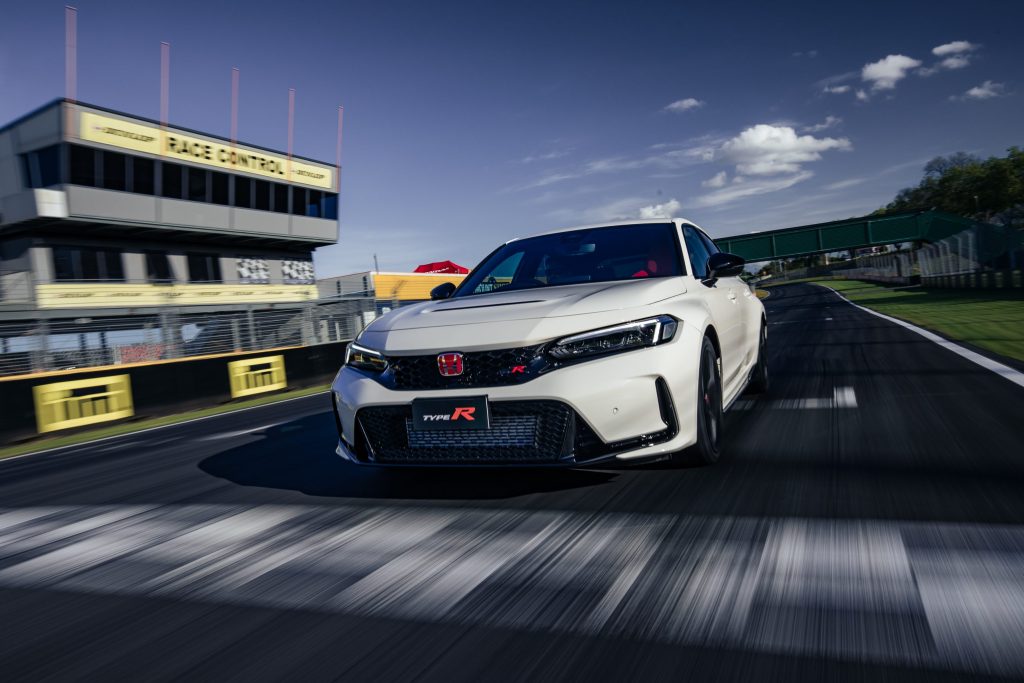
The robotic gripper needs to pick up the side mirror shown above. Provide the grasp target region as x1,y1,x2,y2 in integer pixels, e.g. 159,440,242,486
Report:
430,282,457,300
702,252,745,286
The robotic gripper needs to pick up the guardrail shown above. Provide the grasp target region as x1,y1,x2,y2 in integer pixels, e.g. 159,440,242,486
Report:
0,296,374,377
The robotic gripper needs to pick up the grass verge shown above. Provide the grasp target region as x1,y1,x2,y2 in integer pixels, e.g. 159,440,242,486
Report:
0,383,330,461
813,279,1024,362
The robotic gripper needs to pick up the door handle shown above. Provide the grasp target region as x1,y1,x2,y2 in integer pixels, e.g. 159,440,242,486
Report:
727,289,737,301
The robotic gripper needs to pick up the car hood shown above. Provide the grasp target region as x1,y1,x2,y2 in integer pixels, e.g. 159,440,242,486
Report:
358,278,687,353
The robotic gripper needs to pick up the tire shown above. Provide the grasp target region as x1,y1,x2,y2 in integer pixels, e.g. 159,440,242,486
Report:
745,321,769,395
682,336,723,466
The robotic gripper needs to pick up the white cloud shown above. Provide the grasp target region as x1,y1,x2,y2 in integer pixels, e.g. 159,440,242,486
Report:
920,42,978,75
861,54,922,90
960,80,1005,100
638,199,681,219
550,196,682,223
719,124,851,176
823,178,866,191
702,171,728,188
665,98,704,113
692,172,814,208
519,171,583,189
515,137,724,191
933,40,977,56
816,71,858,88
521,150,569,164
940,55,970,70
856,89,869,102
823,85,851,94
802,115,842,133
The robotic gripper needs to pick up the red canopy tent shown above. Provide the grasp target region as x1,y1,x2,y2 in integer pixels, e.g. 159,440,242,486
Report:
413,260,469,274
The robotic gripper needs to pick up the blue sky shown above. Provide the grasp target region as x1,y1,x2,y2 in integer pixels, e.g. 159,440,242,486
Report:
1,0,1021,275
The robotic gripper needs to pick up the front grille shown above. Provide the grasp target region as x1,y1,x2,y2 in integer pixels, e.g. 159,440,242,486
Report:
357,400,573,464
382,345,548,390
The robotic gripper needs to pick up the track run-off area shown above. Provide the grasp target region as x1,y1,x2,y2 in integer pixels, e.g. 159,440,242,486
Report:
1,282,1023,681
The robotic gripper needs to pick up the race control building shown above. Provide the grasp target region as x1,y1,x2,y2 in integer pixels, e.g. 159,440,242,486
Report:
0,99,342,371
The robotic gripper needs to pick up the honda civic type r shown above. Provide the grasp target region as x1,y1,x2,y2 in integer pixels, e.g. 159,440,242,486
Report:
330,219,767,466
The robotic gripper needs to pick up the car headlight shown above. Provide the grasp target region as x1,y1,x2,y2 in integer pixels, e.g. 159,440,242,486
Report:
548,315,678,361
345,342,388,373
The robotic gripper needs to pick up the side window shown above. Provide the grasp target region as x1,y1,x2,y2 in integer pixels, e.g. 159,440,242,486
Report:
698,230,720,256
682,226,711,280
472,251,524,294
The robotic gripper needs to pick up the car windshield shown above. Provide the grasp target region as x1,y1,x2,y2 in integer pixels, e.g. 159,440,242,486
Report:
453,223,684,298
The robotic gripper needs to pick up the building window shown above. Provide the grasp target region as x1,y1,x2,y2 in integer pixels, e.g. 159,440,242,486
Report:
291,187,307,216
21,145,63,188
187,253,222,283
101,151,127,191
131,157,155,195
145,250,173,283
162,162,183,199
234,176,252,208
254,180,270,211
70,145,97,186
323,193,338,220
211,171,229,205
188,167,207,202
237,257,270,283
307,190,322,218
52,246,124,282
273,183,289,213
282,259,314,284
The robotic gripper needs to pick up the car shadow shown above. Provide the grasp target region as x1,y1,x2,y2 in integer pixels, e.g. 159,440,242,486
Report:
197,413,619,501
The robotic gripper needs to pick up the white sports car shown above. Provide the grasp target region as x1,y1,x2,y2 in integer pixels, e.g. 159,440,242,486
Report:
331,218,767,466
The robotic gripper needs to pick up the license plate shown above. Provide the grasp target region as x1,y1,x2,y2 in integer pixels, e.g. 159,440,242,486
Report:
411,396,490,431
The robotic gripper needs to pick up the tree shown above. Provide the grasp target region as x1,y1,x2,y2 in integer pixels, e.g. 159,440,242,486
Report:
878,147,1024,225
923,152,980,179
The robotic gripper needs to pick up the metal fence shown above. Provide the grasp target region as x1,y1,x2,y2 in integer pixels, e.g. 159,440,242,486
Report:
0,297,377,377
916,224,1024,278
764,223,1024,288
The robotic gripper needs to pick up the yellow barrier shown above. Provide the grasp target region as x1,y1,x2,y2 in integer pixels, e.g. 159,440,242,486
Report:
227,355,287,399
32,375,134,434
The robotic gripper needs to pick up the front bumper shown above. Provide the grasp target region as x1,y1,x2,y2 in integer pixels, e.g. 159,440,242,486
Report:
330,327,704,466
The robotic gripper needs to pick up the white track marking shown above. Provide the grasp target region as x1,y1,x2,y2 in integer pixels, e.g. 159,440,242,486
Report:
834,385,858,408
198,423,287,440
732,386,857,411
817,283,1024,389
3,504,1024,676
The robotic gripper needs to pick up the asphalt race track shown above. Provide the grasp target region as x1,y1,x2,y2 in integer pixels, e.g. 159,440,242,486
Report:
1,282,1023,682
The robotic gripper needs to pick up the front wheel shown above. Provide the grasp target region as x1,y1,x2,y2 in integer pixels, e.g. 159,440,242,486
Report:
678,336,722,466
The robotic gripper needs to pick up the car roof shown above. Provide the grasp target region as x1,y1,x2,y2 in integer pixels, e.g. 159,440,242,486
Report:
507,217,699,244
